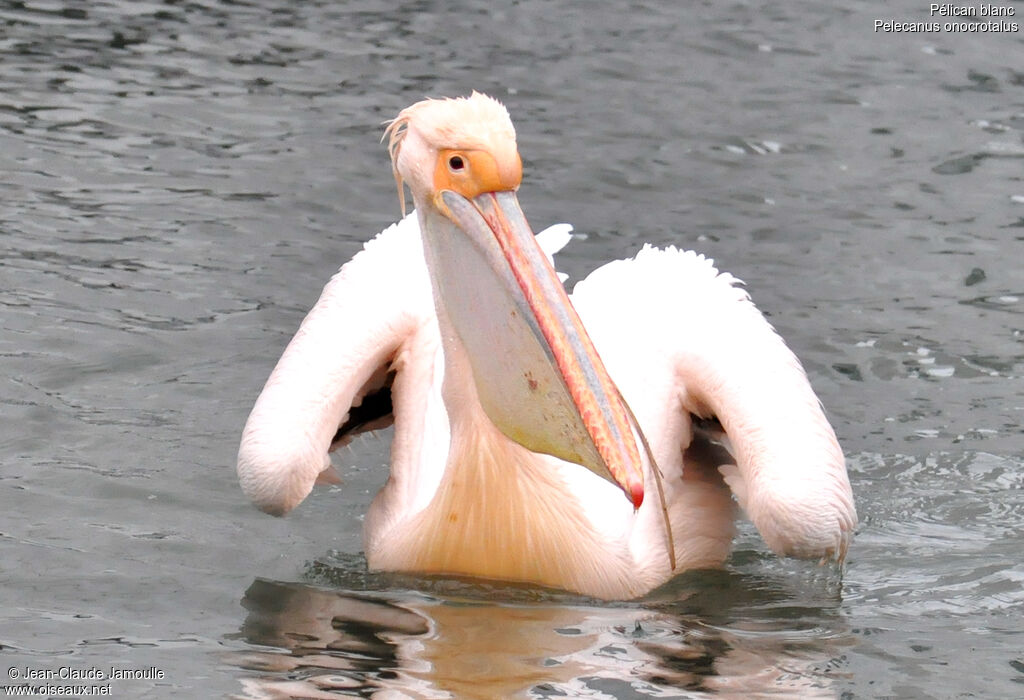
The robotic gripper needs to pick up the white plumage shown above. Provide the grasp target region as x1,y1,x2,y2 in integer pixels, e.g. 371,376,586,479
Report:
237,94,856,599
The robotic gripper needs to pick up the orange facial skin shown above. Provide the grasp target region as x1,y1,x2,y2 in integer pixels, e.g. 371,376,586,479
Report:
433,148,523,210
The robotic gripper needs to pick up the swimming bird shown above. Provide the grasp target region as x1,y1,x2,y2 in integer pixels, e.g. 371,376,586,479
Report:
237,92,856,600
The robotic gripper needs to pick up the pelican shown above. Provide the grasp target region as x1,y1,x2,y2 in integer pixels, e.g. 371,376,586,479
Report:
237,92,856,600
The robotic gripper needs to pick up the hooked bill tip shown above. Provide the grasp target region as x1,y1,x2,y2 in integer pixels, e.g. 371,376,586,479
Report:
629,480,644,509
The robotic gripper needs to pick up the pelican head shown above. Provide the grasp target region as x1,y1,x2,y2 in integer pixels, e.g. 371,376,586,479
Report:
385,92,645,507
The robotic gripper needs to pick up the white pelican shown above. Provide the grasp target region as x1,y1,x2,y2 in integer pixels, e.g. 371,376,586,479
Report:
237,92,856,600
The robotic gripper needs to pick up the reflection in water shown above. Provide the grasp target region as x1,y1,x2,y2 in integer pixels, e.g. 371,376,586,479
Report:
227,572,851,699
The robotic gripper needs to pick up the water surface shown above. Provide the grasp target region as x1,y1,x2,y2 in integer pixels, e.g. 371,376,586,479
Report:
2,1,1023,697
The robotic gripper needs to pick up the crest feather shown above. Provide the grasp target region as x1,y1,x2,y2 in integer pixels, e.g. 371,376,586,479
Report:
382,112,411,216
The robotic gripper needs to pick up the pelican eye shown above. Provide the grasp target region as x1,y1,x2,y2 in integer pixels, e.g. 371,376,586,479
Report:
447,155,465,172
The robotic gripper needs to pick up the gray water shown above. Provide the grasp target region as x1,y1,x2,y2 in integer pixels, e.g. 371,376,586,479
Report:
2,0,1022,697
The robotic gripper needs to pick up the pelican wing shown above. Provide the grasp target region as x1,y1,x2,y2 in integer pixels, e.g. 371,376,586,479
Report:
237,214,432,515
237,216,579,517
571,245,856,562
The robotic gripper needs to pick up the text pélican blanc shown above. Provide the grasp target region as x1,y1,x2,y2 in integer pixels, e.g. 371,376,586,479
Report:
875,4,1019,33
